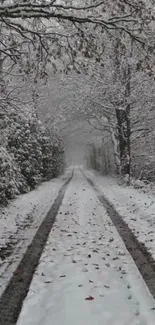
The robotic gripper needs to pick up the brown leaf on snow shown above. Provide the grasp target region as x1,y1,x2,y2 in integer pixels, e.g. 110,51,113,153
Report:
105,263,110,268
118,252,125,256
85,296,94,301
109,238,114,242
121,270,127,274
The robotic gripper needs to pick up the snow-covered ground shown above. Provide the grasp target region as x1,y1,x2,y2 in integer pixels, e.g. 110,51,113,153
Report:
17,170,155,325
84,169,155,260
0,170,71,296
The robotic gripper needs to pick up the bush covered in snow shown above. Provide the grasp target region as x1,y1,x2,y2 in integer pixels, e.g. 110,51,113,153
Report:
0,106,65,204
0,147,28,203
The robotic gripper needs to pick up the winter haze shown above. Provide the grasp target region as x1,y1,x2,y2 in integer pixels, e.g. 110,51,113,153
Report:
1,1,155,325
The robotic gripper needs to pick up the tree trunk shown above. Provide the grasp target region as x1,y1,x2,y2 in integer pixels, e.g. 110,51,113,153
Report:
113,36,131,177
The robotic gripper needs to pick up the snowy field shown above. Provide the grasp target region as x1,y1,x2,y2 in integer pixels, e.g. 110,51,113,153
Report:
16,170,155,325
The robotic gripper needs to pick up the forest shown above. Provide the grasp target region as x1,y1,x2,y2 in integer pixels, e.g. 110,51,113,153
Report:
1,0,155,202
1,3,155,324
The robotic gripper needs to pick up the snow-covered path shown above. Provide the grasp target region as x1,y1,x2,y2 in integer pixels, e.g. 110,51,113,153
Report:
16,169,155,325
0,170,71,297
84,170,155,260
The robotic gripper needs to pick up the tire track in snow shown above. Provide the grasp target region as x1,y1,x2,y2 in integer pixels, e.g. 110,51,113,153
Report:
0,170,74,325
82,170,155,301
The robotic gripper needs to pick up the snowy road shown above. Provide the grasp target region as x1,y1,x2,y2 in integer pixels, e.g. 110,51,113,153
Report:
0,170,71,297
16,169,155,325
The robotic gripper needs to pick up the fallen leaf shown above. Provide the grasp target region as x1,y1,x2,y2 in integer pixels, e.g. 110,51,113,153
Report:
105,263,110,268
118,252,125,256
93,249,98,253
85,296,94,301
121,270,126,274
